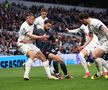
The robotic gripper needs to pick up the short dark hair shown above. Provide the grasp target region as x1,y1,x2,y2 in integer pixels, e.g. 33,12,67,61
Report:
26,12,34,17
40,8,48,13
44,19,53,24
79,12,90,20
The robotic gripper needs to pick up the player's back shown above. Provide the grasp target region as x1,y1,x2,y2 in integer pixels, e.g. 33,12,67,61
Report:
88,18,107,43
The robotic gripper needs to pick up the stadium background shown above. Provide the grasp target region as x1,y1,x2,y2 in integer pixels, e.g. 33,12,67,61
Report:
0,0,108,90
0,0,108,68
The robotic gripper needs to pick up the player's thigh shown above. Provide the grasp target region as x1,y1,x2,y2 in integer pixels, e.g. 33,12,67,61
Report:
92,47,105,58
18,44,36,59
92,41,108,58
36,50,46,62
48,53,62,62
18,44,32,55
80,47,90,57
99,41,108,53
27,50,36,59
29,44,40,54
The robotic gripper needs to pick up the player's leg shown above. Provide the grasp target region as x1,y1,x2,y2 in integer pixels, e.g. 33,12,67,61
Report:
99,58,108,78
46,48,63,78
79,49,91,78
99,42,108,78
49,60,55,75
102,66,108,78
19,44,35,80
91,42,108,79
53,61,59,74
101,54,108,77
35,50,58,79
52,61,64,79
24,50,35,80
91,47,105,79
92,58,108,79
86,55,92,67
48,53,72,79
48,53,64,79
95,54,108,78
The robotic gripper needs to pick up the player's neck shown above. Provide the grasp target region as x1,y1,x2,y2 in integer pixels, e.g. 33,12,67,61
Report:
26,21,33,26
41,16,46,19
88,18,91,24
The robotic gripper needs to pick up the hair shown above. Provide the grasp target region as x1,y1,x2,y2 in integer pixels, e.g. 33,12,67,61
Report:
44,19,53,24
25,12,34,18
79,12,90,20
40,8,48,13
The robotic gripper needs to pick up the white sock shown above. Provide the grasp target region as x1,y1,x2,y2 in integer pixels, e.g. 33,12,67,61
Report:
24,58,33,78
26,58,33,64
103,67,108,72
49,66,55,74
100,58,108,70
95,58,103,75
79,53,89,73
42,60,51,77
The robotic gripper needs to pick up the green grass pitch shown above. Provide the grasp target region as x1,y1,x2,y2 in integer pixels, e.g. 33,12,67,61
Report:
0,64,108,90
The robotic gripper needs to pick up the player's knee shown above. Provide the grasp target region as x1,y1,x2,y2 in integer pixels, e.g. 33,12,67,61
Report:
54,55,63,64
79,53,84,58
59,60,64,64
40,56,46,62
92,54,97,59
37,51,46,62
27,51,36,59
95,61,98,66
54,55,60,60
94,58,101,65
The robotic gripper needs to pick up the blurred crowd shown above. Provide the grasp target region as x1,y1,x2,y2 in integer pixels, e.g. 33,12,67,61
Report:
0,1,108,56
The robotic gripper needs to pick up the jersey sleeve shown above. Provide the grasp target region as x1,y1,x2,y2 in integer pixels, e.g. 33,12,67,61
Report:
33,29,44,36
22,27,31,35
34,18,38,25
34,18,41,26
80,25,85,30
93,19,103,29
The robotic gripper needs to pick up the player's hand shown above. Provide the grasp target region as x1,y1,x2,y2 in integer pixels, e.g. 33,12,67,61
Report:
41,34,49,40
65,28,69,32
20,39,32,43
20,40,27,43
78,46,84,51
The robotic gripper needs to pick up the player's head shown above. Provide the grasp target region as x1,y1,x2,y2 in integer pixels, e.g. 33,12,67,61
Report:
40,8,48,19
26,12,35,25
79,12,90,25
44,19,53,30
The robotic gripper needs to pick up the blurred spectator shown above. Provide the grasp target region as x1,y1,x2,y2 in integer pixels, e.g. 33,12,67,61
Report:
14,47,22,55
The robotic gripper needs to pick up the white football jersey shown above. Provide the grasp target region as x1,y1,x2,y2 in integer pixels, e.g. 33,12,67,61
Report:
17,21,34,45
87,18,108,44
34,16,48,29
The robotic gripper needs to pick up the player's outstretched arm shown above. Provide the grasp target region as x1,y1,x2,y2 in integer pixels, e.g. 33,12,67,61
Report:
27,32,49,40
65,28,80,33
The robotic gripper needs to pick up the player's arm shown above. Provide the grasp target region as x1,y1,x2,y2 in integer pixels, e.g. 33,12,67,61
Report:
94,19,108,39
27,32,49,40
65,28,80,33
34,18,38,25
79,32,93,50
83,32,93,47
100,25,108,39
20,32,49,43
